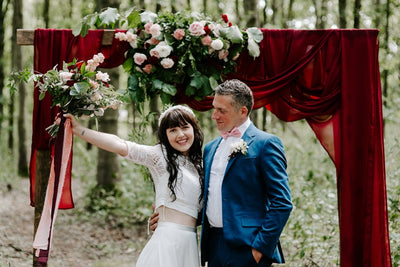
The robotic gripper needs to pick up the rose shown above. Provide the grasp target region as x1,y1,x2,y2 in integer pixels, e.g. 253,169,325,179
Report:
149,24,162,38
201,36,212,46
133,53,147,65
144,22,153,34
211,39,224,50
189,22,205,36
153,42,172,58
218,50,229,60
160,58,174,69
173,29,185,40
143,64,152,74
59,71,73,82
222,14,229,23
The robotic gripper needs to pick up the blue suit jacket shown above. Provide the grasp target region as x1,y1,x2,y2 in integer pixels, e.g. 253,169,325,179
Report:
200,123,293,265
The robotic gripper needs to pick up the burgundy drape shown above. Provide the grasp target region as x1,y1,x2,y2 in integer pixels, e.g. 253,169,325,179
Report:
31,29,391,266
30,29,128,209
180,29,391,267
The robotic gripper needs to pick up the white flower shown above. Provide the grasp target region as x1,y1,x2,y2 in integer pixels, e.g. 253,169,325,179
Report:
228,139,248,160
153,41,173,58
94,108,105,117
211,39,224,50
96,71,110,82
59,71,73,82
160,58,174,69
149,24,162,38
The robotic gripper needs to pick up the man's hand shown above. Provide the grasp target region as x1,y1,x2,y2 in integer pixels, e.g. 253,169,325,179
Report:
148,204,159,232
251,248,263,264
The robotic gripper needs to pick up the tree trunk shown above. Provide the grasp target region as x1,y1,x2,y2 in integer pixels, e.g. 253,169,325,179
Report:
339,0,347,28
150,97,159,134
243,0,258,27
43,0,49,28
94,0,121,190
12,0,28,176
0,0,10,139
353,0,361,28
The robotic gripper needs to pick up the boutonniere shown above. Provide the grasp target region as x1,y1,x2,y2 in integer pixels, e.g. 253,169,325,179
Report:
228,139,249,160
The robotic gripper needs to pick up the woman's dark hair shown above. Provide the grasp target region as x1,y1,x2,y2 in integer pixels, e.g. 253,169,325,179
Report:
157,107,204,203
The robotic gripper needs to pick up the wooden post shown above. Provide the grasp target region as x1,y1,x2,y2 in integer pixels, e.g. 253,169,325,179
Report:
16,29,115,266
32,150,51,267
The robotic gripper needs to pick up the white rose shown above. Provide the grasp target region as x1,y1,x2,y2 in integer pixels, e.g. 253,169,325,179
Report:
94,108,105,117
149,24,162,38
211,39,224,50
160,58,174,69
155,42,173,58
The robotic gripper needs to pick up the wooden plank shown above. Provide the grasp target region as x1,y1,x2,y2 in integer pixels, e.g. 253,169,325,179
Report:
17,29,116,46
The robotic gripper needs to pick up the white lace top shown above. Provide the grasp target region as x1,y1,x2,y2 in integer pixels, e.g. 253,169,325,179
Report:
123,141,202,219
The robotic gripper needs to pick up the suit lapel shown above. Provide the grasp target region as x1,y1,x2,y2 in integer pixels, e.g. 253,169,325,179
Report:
224,123,256,178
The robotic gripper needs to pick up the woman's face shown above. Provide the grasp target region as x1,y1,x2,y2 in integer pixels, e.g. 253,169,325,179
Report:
166,123,194,156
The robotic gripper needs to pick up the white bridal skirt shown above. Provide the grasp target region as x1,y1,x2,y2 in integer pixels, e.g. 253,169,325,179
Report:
136,222,200,267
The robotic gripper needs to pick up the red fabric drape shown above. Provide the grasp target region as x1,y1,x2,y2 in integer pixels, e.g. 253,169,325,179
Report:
30,29,128,209
31,29,391,266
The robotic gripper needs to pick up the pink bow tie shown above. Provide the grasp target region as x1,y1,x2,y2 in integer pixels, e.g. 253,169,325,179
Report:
220,128,241,139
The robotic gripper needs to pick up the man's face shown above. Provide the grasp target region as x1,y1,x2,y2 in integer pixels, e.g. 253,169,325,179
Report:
211,94,247,132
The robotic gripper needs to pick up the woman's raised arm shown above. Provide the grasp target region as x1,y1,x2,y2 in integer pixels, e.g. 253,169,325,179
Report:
64,114,128,157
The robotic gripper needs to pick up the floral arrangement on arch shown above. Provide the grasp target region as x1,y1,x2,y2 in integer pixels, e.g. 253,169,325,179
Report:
9,53,123,137
114,10,263,104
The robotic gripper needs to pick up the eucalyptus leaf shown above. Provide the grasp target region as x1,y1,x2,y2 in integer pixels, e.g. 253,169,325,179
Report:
246,27,264,43
247,38,261,58
219,26,243,44
99,8,120,26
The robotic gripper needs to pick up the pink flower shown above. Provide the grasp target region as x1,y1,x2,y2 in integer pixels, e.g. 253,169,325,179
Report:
160,58,174,69
173,29,185,40
89,79,99,89
189,22,205,36
149,37,161,45
150,49,160,58
144,22,153,34
201,36,212,46
218,50,229,60
149,24,162,38
114,32,127,41
96,71,110,82
133,53,147,65
143,64,153,74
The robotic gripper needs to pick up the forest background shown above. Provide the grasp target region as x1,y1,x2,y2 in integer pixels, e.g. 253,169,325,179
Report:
0,0,399,266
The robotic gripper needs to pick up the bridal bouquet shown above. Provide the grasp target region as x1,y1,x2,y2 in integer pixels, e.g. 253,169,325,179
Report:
113,10,263,103
9,53,123,137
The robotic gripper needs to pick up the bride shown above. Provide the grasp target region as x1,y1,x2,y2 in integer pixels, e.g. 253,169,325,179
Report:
65,105,204,267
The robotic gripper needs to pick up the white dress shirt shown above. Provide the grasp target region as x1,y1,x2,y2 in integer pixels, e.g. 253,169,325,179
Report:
206,118,251,227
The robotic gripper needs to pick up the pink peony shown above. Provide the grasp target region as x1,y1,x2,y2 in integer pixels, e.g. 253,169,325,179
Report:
173,29,185,40
189,22,205,36
133,53,147,65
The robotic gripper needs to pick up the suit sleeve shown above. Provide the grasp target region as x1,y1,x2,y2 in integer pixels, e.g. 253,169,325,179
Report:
251,135,293,259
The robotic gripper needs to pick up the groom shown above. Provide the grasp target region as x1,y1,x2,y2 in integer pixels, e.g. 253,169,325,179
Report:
200,79,292,267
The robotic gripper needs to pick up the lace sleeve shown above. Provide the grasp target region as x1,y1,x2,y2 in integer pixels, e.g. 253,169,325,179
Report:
123,141,166,178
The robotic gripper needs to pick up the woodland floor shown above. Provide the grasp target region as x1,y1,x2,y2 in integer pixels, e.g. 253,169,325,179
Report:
0,178,149,267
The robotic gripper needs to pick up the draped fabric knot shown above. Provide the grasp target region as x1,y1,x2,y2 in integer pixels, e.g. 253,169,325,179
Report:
220,127,241,139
